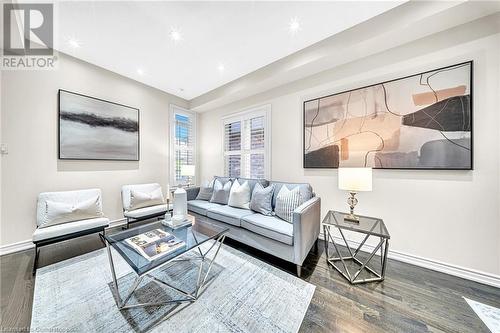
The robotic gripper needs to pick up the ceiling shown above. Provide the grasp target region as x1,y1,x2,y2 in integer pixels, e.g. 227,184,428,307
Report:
55,1,404,100
189,1,500,111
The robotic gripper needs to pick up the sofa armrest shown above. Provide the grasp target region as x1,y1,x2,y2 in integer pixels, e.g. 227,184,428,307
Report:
186,186,200,201
292,196,321,266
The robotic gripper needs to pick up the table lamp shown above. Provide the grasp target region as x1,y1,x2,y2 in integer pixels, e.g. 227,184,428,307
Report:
180,165,195,187
338,167,372,222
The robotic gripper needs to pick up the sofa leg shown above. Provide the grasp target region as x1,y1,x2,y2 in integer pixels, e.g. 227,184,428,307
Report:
296,265,302,278
122,218,129,230
32,245,39,276
314,239,319,254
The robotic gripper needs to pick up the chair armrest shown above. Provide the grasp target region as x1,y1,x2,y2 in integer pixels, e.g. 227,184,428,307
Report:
292,196,321,265
186,187,200,201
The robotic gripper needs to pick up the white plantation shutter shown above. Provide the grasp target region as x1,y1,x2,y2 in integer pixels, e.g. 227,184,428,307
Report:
224,121,241,178
223,105,270,179
249,116,265,178
170,106,196,185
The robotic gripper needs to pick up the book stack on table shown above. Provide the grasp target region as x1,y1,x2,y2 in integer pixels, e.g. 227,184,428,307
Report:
125,229,185,261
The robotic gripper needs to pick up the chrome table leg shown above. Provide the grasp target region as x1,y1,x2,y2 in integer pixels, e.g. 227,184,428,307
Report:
107,233,227,310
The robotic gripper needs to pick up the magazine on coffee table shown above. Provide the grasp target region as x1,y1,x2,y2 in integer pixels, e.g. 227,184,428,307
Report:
125,229,185,261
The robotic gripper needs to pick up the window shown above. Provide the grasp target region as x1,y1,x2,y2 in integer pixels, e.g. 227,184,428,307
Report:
170,105,196,186
223,105,270,179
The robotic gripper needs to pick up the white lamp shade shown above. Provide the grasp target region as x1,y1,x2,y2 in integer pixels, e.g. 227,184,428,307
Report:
180,165,195,177
338,167,372,192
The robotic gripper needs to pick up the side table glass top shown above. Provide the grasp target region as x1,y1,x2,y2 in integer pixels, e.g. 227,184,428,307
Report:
104,220,228,276
323,211,390,239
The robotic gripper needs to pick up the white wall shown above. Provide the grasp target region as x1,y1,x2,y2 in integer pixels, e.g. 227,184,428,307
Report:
497,44,500,275
0,53,187,246
198,31,500,276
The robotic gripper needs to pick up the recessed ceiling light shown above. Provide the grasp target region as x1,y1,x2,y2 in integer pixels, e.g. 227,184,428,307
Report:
288,17,301,35
137,68,144,75
169,27,182,42
217,63,225,72
67,38,81,48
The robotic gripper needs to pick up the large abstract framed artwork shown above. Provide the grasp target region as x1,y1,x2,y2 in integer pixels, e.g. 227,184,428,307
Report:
58,90,139,161
303,61,472,170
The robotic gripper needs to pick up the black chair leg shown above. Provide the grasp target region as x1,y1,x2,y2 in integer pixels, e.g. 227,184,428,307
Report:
122,218,129,230
98,229,106,245
32,245,39,276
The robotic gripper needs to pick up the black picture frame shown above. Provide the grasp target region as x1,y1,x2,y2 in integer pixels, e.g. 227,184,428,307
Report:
302,61,473,170
58,89,140,161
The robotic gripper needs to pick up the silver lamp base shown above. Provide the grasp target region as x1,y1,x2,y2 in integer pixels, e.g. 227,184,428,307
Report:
343,213,360,223
344,192,360,223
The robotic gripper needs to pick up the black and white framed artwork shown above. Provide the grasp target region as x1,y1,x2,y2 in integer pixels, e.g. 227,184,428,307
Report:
58,89,139,161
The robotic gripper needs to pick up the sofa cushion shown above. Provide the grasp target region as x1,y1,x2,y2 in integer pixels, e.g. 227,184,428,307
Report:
187,200,222,216
250,183,274,216
228,180,251,209
124,204,169,219
210,179,232,205
37,189,103,227
270,181,312,208
42,195,103,228
275,186,303,223
207,205,254,227
129,187,165,210
33,217,109,242
196,179,214,201
121,183,162,211
241,214,293,245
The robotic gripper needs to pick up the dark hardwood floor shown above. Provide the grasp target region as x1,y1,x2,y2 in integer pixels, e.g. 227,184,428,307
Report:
1,222,499,332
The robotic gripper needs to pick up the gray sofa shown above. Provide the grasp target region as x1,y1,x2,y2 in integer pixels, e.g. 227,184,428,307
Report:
186,177,321,277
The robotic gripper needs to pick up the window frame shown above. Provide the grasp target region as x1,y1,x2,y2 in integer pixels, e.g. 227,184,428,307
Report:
221,104,271,179
170,104,197,186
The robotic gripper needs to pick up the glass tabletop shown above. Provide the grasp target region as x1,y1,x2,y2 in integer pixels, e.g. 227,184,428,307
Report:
104,219,229,275
323,211,390,238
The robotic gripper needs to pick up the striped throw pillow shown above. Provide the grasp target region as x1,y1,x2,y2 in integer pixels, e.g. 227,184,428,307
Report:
275,186,303,223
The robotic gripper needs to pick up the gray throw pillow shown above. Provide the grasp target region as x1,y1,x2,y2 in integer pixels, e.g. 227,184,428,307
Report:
250,183,274,216
210,179,232,205
196,179,214,201
275,186,303,223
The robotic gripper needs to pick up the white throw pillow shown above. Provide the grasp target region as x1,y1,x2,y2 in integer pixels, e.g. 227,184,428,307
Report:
42,196,103,228
275,186,303,223
228,180,251,209
129,187,165,210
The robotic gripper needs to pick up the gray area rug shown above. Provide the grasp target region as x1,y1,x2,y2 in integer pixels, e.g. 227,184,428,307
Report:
465,297,500,333
31,242,315,333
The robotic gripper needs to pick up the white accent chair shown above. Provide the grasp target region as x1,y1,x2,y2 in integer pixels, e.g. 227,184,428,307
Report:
32,188,109,275
121,183,169,228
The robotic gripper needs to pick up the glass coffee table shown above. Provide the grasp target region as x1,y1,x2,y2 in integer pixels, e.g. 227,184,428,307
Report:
104,219,228,310
323,211,390,284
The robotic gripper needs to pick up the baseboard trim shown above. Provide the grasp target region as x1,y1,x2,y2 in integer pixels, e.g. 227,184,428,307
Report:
0,239,34,256
319,233,500,289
